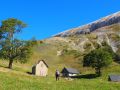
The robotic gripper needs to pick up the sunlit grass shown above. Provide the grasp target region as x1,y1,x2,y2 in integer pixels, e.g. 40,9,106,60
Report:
0,60,119,90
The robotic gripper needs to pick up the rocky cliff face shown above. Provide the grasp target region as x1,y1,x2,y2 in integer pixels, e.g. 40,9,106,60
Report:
55,11,120,37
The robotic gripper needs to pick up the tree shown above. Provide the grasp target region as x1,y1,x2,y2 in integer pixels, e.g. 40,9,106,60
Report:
0,18,36,69
83,48,112,76
101,41,116,59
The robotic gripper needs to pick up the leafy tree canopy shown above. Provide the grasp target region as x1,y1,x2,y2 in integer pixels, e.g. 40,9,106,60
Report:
83,48,113,76
0,18,36,69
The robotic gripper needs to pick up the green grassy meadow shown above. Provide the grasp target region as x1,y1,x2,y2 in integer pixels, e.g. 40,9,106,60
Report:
0,40,119,90
0,60,119,90
0,72,119,90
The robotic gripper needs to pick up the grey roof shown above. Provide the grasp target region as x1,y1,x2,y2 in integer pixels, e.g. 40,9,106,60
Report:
109,75,120,82
65,68,79,74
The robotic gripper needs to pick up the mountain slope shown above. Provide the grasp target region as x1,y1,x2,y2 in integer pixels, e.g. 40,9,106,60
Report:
19,11,120,73
55,11,120,37
34,12,120,69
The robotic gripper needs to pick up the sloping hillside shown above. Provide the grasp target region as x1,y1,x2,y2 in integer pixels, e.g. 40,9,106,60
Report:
26,12,120,74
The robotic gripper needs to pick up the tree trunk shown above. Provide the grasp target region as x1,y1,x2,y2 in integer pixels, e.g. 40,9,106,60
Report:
95,68,101,76
8,59,13,69
98,68,101,76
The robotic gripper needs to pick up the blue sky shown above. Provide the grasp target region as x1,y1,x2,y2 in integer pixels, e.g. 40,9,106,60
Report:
0,0,120,40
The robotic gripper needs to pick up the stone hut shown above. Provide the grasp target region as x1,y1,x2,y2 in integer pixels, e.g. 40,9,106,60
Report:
108,75,120,82
32,60,48,76
61,67,80,77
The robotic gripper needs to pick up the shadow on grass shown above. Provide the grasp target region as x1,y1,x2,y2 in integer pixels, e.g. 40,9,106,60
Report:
114,60,120,64
71,74,99,79
114,55,120,64
26,72,33,75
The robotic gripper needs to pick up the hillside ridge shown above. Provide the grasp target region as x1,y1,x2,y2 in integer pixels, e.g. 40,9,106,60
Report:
55,11,120,37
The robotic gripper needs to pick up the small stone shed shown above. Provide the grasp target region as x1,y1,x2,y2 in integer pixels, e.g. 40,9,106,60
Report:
32,60,48,76
108,75,120,82
61,67,80,77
